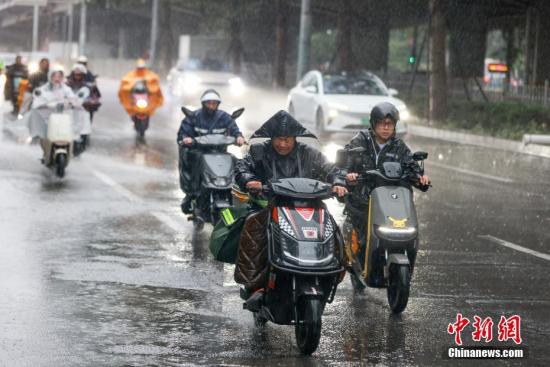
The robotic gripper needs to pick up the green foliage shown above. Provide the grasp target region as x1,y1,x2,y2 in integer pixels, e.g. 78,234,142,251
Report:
446,101,550,140
404,97,550,141
388,28,412,72
310,31,337,67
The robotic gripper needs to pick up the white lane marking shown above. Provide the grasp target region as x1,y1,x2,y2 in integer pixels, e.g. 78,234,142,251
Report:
479,235,550,261
91,169,141,203
427,161,514,183
151,211,184,233
92,168,186,233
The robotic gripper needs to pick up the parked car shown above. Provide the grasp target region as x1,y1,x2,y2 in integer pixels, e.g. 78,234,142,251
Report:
167,58,246,101
287,70,409,136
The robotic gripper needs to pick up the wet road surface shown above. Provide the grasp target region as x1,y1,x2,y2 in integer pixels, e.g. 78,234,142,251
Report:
1,80,549,366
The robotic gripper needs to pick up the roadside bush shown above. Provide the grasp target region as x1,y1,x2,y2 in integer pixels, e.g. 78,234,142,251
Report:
404,97,550,141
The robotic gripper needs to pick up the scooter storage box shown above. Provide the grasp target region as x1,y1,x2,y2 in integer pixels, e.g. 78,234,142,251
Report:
47,113,73,143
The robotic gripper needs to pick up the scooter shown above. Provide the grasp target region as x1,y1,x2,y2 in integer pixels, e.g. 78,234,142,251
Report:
241,178,345,355
339,149,430,313
41,103,74,178
73,86,94,155
131,80,150,138
179,107,245,230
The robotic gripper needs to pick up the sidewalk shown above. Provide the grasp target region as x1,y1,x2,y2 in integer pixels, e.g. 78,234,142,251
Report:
406,122,550,159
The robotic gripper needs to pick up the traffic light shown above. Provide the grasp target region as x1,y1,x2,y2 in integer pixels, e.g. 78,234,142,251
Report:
408,55,416,65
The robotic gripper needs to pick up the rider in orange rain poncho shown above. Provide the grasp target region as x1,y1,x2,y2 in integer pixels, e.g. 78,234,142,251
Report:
118,58,163,117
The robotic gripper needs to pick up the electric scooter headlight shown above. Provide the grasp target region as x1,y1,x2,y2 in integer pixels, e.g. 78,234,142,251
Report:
228,77,245,96
136,99,148,109
375,225,416,239
213,177,230,187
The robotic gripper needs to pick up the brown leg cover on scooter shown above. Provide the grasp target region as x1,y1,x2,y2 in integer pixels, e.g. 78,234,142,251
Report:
234,209,269,291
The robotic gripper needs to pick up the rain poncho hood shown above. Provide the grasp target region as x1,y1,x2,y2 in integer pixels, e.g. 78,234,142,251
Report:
118,67,163,116
250,110,316,139
48,65,65,82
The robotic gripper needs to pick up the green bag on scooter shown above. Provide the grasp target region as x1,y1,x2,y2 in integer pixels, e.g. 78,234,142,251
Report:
209,206,249,264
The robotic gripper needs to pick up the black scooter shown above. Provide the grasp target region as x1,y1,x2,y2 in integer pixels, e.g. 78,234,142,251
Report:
179,107,245,230
241,178,345,355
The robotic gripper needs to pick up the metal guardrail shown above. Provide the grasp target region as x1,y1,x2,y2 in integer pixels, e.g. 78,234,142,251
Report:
385,74,550,108
523,134,550,145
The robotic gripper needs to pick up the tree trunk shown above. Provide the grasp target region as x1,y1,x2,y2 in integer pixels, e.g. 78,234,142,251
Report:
228,0,243,75
273,0,289,87
429,0,447,122
156,0,175,75
336,0,353,72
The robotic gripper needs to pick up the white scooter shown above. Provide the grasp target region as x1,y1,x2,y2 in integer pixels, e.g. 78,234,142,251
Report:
41,103,74,178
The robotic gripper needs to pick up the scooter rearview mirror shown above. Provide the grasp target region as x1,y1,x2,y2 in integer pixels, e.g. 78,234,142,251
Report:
335,149,347,168
413,151,428,161
231,107,245,119
181,106,193,118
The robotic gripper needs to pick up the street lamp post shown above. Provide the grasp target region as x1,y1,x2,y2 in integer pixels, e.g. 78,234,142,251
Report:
79,0,87,56
32,3,39,54
150,0,159,65
296,0,311,83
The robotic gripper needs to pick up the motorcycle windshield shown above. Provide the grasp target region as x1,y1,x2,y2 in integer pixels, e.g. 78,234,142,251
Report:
271,178,332,199
202,153,234,178
195,134,235,146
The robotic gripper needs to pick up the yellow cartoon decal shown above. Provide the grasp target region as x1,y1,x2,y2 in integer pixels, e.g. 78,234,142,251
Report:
388,216,408,228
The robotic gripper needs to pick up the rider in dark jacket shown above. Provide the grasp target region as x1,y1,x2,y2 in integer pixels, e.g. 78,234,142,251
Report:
177,89,245,213
4,55,28,114
28,58,49,92
343,102,430,240
235,112,346,190
234,110,348,302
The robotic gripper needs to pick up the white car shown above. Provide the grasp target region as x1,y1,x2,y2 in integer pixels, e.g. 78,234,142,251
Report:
287,71,409,135
167,58,246,101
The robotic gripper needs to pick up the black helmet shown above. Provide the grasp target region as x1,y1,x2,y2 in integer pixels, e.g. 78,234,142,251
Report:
369,102,400,130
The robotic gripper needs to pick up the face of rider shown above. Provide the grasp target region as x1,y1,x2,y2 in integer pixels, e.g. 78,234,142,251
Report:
73,72,84,81
374,117,396,143
51,71,64,86
272,136,296,156
40,59,49,72
203,100,219,114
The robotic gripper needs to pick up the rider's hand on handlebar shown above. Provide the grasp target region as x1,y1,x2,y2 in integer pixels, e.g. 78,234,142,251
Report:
332,185,348,197
236,136,246,146
419,174,430,186
182,137,194,145
246,180,263,191
346,172,359,185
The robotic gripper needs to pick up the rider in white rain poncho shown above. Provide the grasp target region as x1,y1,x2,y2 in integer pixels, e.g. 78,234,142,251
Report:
26,65,90,155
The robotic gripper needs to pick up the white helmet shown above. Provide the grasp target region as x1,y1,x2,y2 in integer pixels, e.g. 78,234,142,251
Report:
72,63,87,74
200,89,221,103
77,55,88,64
48,64,65,81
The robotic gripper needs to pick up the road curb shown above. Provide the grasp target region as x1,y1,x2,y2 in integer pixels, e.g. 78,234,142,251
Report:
407,123,550,159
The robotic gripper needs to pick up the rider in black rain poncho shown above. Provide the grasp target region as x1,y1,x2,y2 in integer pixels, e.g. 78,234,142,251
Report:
234,110,348,300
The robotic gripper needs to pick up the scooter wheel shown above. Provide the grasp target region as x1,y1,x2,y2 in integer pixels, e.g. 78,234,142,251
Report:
55,154,66,178
350,271,366,294
387,264,410,314
295,298,322,355
253,312,267,327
